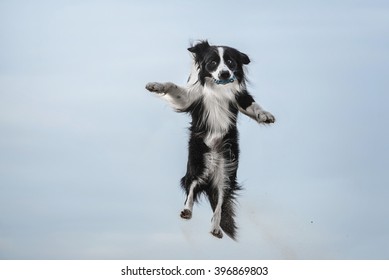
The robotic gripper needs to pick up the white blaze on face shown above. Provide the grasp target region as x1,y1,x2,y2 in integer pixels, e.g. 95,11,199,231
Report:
211,47,233,81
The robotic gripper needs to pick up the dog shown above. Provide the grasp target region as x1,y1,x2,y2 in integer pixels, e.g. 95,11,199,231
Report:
145,40,275,240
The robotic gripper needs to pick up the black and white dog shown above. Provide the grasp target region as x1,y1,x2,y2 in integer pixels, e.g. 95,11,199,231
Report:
146,40,275,240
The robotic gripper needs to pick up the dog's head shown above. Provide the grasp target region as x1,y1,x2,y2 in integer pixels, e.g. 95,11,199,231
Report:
188,40,250,86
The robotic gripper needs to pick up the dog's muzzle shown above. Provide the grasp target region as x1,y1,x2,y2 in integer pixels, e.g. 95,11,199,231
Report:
213,76,236,85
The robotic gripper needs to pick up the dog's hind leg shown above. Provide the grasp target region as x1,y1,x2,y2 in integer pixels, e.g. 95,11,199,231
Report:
180,136,208,220
210,189,224,239
208,155,226,239
180,180,197,219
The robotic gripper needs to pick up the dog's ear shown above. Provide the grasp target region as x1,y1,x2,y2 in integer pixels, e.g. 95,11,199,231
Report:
188,40,211,55
240,52,250,65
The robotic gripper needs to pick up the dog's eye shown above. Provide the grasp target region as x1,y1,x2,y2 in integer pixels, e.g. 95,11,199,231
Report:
226,59,234,66
210,60,217,66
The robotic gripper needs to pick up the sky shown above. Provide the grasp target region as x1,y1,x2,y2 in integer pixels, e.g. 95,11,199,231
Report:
0,0,388,259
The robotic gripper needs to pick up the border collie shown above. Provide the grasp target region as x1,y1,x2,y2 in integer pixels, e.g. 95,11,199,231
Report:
145,40,275,240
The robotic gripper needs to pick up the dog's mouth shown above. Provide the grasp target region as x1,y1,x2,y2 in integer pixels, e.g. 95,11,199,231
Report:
213,76,236,85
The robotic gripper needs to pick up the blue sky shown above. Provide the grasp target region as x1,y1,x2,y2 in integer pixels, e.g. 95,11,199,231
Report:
1,0,388,259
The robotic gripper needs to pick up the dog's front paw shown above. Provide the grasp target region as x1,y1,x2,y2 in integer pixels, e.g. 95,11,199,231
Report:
256,110,275,124
145,82,166,94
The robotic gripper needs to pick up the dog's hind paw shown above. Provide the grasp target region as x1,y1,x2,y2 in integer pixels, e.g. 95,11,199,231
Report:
210,228,223,239
180,209,192,219
145,82,166,94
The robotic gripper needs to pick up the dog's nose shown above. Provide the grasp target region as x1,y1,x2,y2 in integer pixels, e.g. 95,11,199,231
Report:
219,70,231,80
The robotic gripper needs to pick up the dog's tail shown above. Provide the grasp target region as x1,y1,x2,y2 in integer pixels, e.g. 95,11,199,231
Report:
207,184,240,241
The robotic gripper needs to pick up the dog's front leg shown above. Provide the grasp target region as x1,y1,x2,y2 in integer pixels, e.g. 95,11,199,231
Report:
145,82,189,110
236,91,275,124
243,102,276,124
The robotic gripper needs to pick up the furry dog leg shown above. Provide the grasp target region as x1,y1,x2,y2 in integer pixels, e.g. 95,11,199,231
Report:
180,180,197,219
236,91,275,124
210,189,224,239
145,82,190,111
206,151,228,239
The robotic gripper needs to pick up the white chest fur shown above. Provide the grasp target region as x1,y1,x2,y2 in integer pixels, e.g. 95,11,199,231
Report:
202,82,238,147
